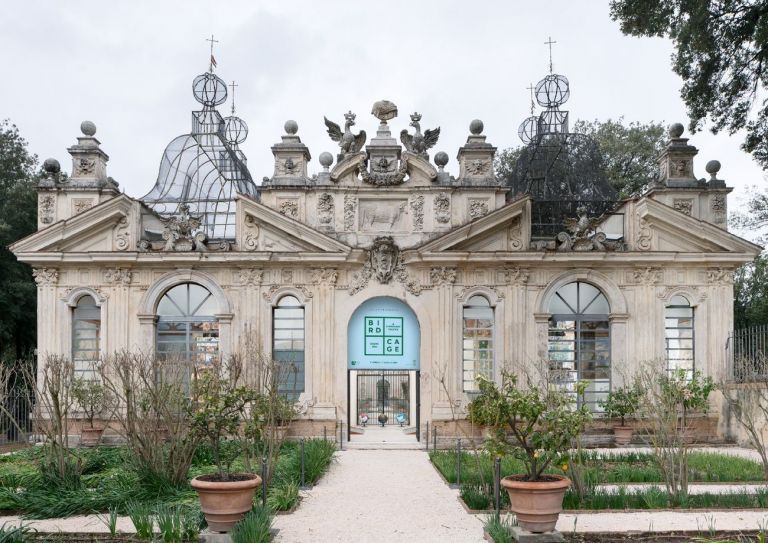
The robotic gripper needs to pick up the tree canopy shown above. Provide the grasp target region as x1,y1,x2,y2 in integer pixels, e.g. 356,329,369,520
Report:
735,253,768,328
610,0,768,169
496,118,665,199
0,120,39,361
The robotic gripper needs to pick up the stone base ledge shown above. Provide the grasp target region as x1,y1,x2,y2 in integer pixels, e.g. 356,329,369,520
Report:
510,526,565,542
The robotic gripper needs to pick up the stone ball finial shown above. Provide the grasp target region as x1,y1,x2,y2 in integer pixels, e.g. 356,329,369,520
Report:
319,152,334,169
434,151,449,169
284,120,299,135
469,119,484,135
43,157,61,174
80,120,97,137
705,159,721,179
669,123,685,138
372,100,398,122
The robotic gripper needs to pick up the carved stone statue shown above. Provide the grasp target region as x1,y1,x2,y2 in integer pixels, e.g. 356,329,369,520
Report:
370,236,399,283
324,111,367,162
371,100,398,122
161,204,205,251
400,112,440,159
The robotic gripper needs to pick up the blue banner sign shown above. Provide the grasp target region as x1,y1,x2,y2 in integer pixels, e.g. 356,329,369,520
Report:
348,297,419,370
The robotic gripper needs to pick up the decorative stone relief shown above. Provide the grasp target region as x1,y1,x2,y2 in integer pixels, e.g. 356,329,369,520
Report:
279,200,299,219
410,195,424,231
32,268,58,286
468,200,489,220
317,193,334,225
711,194,726,224
236,269,263,286
433,192,450,224
277,158,299,176
310,268,339,286
72,198,94,216
636,216,652,251
349,236,421,295
114,217,130,251
552,206,626,251
503,267,530,285
508,216,523,250
39,194,55,224
104,267,132,286
282,269,294,284
429,267,457,286
706,267,734,285
359,155,408,186
76,157,96,176
262,285,280,302
673,199,694,216
466,159,490,175
657,286,707,303
673,159,690,177
455,285,505,300
61,287,107,303
343,195,356,231
243,214,259,251
159,204,206,252
359,200,407,232
632,267,662,286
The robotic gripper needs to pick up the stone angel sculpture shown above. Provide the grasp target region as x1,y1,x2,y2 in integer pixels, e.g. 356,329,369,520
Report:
400,112,440,159
324,111,367,161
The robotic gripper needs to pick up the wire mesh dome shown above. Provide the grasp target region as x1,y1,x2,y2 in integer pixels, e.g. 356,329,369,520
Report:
142,72,257,240
223,115,248,145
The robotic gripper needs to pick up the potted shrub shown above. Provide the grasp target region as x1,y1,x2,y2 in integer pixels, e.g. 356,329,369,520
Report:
600,386,641,446
189,363,261,533
71,376,112,447
468,371,591,534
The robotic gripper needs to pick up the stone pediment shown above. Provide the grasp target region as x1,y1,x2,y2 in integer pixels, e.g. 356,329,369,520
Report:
10,194,139,256
235,195,351,254
633,198,761,254
416,196,531,253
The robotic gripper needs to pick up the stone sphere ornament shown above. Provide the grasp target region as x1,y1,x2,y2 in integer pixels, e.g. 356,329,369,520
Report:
434,151,449,168
705,160,722,178
371,100,398,122
43,157,61,174
80,120,97,137
469,119,484,135
192,72,228,107
284,120,299,135
669,123,685,138
319,152,334,169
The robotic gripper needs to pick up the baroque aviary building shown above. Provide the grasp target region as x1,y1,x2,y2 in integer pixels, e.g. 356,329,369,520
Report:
10,65,761,441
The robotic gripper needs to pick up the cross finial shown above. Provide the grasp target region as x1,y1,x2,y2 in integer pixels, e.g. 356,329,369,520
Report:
526,83,536,115
206,34,219,72
229,80,238,114
544,36,557,73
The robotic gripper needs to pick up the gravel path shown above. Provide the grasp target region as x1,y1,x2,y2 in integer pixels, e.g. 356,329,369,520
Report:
273,449,486,543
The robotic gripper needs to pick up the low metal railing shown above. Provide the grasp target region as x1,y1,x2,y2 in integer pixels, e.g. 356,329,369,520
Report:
727,325,768,383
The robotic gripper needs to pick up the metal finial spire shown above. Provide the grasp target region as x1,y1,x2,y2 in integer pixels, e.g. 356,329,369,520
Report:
206,34,219,72
229,80,238,114
526,83,536,115
544,36,557,73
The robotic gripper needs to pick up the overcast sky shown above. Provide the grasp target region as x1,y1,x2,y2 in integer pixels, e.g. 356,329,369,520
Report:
2,0,764,220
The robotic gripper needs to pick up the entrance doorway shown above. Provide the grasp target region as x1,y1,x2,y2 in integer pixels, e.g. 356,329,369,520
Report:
356,370,411,426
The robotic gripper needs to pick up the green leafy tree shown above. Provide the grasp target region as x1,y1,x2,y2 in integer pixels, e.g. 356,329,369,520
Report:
496,118,665,198
0,120,38,361
610,0,768,168
734,253,768,329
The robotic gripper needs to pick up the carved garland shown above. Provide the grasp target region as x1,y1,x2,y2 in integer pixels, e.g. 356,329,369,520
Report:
632,267,662,286
429,267,457,286
434,193,450,224
236,269,263,286
104,267,132,286
32,268,59,286
343,195,356,231
410,195,424,231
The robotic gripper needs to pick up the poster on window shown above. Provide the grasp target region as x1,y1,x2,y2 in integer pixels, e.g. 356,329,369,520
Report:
348,297,420,370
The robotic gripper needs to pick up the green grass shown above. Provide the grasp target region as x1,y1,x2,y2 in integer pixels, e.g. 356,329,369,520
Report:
484,513,517,543
231,506,273,543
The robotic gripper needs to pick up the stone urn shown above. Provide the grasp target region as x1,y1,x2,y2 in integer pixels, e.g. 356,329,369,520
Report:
191,474,262,532
500,475,571,533
79,426,105,447
613,425,633,446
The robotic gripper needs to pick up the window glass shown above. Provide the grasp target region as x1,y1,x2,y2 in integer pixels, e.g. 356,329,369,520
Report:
666,296,695,377
463,295,494,392
273,295,305,399
72,295,100,379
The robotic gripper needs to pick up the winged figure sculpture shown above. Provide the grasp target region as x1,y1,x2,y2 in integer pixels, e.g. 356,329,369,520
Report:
400,112,440,159
324,111,367,160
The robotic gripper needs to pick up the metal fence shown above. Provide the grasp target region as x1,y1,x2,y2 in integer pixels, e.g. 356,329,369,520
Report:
0,390,34,446
727,325,768,383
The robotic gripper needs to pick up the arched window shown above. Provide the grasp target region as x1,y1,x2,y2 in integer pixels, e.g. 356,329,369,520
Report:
462,295,494,392
72,295,101,379
548,281,610,411
273,295,305,399
665,295,694,378
156,283,219,371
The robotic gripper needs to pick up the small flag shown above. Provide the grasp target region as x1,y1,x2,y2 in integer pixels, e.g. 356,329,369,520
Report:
210,55,217,69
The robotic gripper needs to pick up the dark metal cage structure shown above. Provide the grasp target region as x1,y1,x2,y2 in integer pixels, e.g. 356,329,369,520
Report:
356,370,410,426
141,71,257,241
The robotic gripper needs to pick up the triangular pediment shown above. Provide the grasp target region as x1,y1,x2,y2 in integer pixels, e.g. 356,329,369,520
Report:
416,196,531,253
634,198,761,254
10,195,137,255
236,195,351,254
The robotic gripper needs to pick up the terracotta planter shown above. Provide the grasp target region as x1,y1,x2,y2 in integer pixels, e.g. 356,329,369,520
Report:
613,425,633,446
79,426,105,447
500,475,571,533
191,473,262,532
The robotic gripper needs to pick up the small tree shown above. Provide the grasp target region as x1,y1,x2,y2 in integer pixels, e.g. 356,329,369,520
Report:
600,385,641,426
634,362,714,502
71,375,112,429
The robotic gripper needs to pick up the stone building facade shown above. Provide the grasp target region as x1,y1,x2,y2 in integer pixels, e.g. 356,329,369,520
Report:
10,71,760,440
